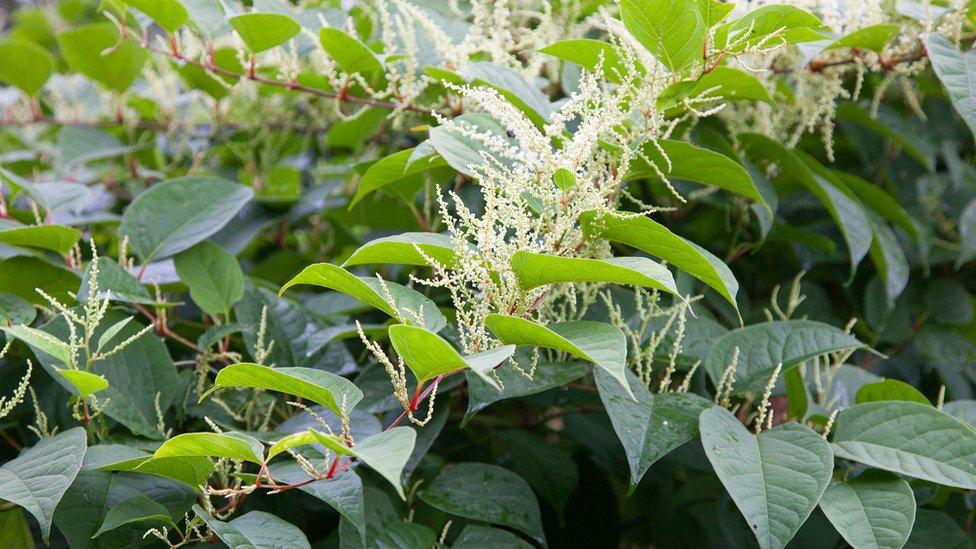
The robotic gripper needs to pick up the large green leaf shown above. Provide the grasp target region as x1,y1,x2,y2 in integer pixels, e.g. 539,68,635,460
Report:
100,455,216,489
580,211,738,306
38,312,179,439
620,0,704,72
174,241,244,316
924,33,976,140
484,314,632,399
704,320,864,394
0,428,87,543
0,40,53,95
742,134,872,279
828,23,900,53
77,258,155,305
595,369,712,491
0,223,81,255
319,28,385,85
118,176,253,262
818,470,916,549
856,379,930,405
2,324,73,366
92,495,175,538
0,257,78,306
57,23,148,92
279,262,446,332
510,251,677,295
659,66,772,109
539,39,636,82
154,432,265,464
126,0,188,33
388,324,515,388
347,428,416,500
428,113,515,177
228,13,300,53
420,463,545,544
343,232,457,268
203,362,363,417
453,524,533,548
700,408,833,549
350,148,451,207
832,401,976,489
193,506,310,549
629,140,765,204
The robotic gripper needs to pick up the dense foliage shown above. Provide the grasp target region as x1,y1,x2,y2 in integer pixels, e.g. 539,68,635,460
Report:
3,0,976,547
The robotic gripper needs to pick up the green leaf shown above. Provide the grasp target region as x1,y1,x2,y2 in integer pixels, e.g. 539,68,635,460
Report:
174,241,244,316
119,176,253,262
270,465,364,537
95,317,134,355
463,361,589,425
92,495,175,538
420,463,545,545
485,314,633,399
595,368,712,491
454,524,533,548
57,22,148,92
154,432,265,464
56,369,109,399
742,134,873,279
0,508,33,549
279,262,446,332
0,223,81,255
202,362,363,417
0,257,78,306
347,428,416,500
906,509,972,549
856,379,931,405
725,5,825,50
580,211,739,307
835,171,924,261
2,324,73,366
319,28,385,85
497,431,578,522
0,40,53,95
428,113,515,178
350,148,450,207
0,295,35,326
267,429,349,461
959,199,976,267
700,408,833,549
924,33,976,141
828,23,900,53
343,232,457,268
659,67,772,109
539,39,637,83
704,320,865,395
78,258,155,305
552,168,576,191
0,428,87,543
832,401,976,489
228,13,301,53
101,455,215,489
38,311,179,438
388,324,515,388
621,0,705,72
836,103,934,169
510,251,678,295
818,470,916,549
193,506,311,549
126,0,189,33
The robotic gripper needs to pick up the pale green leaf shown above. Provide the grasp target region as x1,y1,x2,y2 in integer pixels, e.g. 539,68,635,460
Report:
350,148,450,207
828,23,900,53
924,33,976,141
0,223,81,255
118,176,253,262
580,210,739,306
350,428,416,500
154,432,265,464
856,379,931,405
57,23,148,92
0,428,87,543
704,320,865,395
343,232,457,268
621,0,705,72
193,506,310,549
174,241,244,316
319,28,385,85
700,407,833,549
127,0,189,33
101,455,215,489
819,470,916,549
2,324,73,366
388,324,514,388
228,13,300,53
0,40,53,95
202,362,363,417
510,251,678,295
279,262,446,332
92,495,175,538
484,314,633,399
56,369,109,399
832,401,976,489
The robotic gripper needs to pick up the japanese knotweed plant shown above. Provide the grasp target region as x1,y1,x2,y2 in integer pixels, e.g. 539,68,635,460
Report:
5,0,976,548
